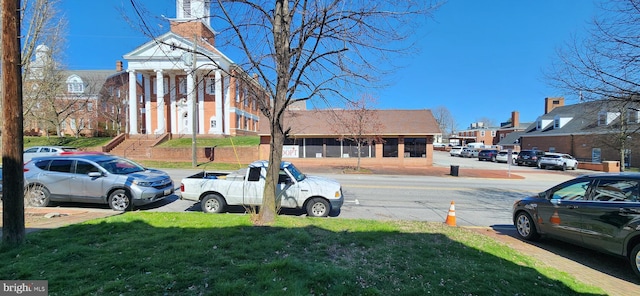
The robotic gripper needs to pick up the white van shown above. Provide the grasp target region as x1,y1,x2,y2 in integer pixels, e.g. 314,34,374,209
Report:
466,142,485,149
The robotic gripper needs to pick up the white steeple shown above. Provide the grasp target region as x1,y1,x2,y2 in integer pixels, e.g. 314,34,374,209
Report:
176,0,211,26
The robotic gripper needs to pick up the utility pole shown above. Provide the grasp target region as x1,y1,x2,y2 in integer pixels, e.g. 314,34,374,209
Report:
192,35,198,167
2,0,25,245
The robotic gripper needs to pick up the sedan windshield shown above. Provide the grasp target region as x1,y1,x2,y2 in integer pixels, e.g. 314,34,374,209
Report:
97,158,146,175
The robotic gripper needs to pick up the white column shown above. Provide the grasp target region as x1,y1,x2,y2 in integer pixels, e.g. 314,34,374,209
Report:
170,73,177,134
144,74,152,134
198,74,205,134
127,70,138,135
155,69,165,134
186,69,195,135
214,69,225,135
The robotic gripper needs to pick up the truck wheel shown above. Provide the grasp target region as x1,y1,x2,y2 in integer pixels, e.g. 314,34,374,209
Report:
515,212,540,241
306,198,330,217
630,244,640,279
201,193,226,213
109,189,132,211
26,185,50,207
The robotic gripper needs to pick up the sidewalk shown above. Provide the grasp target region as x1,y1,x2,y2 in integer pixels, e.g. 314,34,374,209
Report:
0,206,119,236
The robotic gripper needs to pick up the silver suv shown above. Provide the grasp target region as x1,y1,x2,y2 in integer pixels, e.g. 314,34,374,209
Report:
24,153,174,211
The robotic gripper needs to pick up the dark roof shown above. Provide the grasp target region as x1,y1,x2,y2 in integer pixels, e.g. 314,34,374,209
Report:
258,109,440,137
498,131,524,146
520,100,640,137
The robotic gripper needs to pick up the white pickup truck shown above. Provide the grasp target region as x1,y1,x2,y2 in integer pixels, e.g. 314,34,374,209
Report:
180,160,344,217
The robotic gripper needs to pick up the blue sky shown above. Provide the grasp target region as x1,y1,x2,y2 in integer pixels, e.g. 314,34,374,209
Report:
58,0,597,130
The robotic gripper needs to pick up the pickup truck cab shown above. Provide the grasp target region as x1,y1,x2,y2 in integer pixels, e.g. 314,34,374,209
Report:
180,160,343,217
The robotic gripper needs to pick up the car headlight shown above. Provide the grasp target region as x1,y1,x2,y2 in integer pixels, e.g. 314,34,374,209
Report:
133,180,153,187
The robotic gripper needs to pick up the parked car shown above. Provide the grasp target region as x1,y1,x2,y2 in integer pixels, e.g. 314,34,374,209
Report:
516,150,546,167
23,153,174,211
460,148,479,158
478,149,499,162
24,146,78,162
180,160,343,217
496,151,518,164
449,146,464,157
538,153,579,171
513,173,640,279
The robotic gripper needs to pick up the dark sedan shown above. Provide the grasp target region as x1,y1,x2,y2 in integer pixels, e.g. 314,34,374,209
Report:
478,149,499,162
513,173,640,279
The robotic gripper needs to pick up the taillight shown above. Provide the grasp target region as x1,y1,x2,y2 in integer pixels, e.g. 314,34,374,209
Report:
180,183,184,192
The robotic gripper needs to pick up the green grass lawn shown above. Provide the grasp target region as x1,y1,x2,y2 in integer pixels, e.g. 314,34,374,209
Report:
0,213,604,295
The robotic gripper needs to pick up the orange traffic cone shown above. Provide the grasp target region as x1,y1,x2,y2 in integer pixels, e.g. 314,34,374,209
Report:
445,201,456,226
550,210,561,225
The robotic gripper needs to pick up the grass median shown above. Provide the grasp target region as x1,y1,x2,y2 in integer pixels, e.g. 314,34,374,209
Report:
0,213,604,295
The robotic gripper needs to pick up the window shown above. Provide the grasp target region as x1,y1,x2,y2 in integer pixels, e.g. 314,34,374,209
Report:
554,117,560,128
551,180,590,201
76,161,100,175
598,112,607,126
480,131,485,137
206,78,215,95
66,75,84,93
87,102,93,111
48,160,73,173
536,120,542,130
404,138,427,158
247,167,261,182
383,138,399,157
491,130,496,137
592,179,639,202
628,110,639,124
179,77,187,94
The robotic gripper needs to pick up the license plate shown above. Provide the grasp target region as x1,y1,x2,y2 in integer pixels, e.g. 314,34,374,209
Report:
164,188,172,195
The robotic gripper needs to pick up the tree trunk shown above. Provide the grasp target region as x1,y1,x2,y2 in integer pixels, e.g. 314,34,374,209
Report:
259,116,285,224
356,142,362,171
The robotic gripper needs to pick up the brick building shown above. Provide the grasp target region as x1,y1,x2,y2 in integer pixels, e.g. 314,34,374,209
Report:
258,109,441,166
122,0,264,136
518,97,640,167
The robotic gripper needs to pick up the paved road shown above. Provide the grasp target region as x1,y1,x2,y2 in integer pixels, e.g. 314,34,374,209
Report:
143,151,580,226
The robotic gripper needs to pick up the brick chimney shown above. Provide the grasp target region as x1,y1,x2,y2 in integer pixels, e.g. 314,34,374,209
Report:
116,60,123,72
545,97,564,114
511,111,519,128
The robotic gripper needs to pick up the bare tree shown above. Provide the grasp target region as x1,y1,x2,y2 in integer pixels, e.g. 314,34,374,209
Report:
21,0,67,131
331,94,383,171
546,0,640,168
432,106,456,136
98,74,129,135
130,0,440,224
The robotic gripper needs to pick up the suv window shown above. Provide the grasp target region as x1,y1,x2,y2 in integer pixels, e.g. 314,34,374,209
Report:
75,160,100,175
34,159,51,170
48,159,73,173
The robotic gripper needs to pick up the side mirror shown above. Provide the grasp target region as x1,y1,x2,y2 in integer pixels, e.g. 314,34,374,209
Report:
88,172,102,178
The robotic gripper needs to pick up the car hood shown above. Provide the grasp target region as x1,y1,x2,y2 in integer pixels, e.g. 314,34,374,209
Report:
128,169,171,181
300,175,342,198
